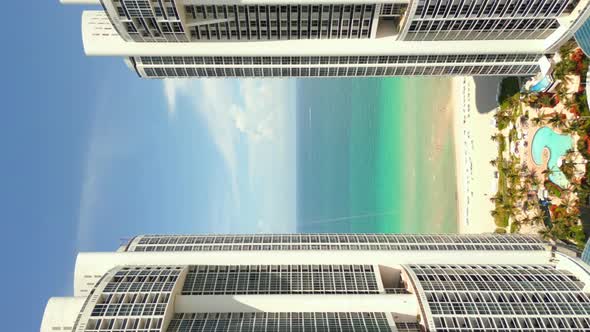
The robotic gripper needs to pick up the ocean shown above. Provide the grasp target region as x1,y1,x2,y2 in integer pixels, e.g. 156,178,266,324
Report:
296,78,458,234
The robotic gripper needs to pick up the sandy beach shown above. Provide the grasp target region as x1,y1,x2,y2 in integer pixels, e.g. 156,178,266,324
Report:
453,77,501,234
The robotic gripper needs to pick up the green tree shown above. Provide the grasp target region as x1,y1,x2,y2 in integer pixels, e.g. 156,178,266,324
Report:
542,168,555,180
528,170,541,188
494,227,507,234
538,228,553,241
570,225,587,247
551,222,569,240
531,213,545,226
548,113,567,130
563,97,576,111
539,94,553,108
517,185,528,198
531,112,545,126
556,85,569,104
554,59,577,80
559,41,577,58
489,194,503,204
560,161,577,180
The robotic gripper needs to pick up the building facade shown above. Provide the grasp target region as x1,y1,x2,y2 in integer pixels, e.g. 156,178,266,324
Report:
42,233,590,331
583,237,590,264
575,14,590,56
62,0,590,78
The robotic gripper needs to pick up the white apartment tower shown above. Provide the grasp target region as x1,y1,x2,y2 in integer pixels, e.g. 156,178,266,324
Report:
63,0,590,78
42,233,590,331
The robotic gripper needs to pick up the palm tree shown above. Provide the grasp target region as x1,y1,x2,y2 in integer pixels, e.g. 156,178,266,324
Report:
531,213,545,226
507,171,519,183
561,186,573,199
502,202,519,219
531,112,545,126
517,185,528,198
561,193,578,209
490,193,503,204
548,113,567,130
501,164,511,176
527,170,541,188
520,115,529,128
558,198,571,212
563,213,580,227
526,94,540,108
491,134,499,142
542,168,555,180
563,98,576,111
539,94,553,108
559,40,577,58
551,222,569,240
560,161,577,180
560,73,573,85
521,216,532,226
567,182,582,194
556,84,570,104
566,151,583,170
510,220,522,233
538,228,554,241
508,95,521,112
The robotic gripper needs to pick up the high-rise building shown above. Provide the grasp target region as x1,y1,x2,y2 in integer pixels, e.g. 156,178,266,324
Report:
62,0,590,78
583,237,590,264
42,233,590,331
575,15,590,55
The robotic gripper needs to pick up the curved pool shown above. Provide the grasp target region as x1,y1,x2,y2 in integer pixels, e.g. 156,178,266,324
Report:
531,127,573,188
530,75,552,93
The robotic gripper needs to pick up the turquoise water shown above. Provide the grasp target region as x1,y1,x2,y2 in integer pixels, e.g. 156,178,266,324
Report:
531,126,573,188
296,78,458,234
530,76,552,92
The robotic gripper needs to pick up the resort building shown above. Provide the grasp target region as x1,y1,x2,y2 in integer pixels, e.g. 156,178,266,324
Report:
583,238,590,264
62,0,590,78
41,233,590,331
576,15,590,56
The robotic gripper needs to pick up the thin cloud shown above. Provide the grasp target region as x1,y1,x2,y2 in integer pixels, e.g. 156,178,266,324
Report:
76,92,122,249
162,79,296,232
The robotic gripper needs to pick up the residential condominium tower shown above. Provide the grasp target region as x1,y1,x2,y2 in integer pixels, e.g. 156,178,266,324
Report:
42,233,590,331
62,0,590,78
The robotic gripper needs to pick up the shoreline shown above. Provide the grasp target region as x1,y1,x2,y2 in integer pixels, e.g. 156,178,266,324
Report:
452,77,500,234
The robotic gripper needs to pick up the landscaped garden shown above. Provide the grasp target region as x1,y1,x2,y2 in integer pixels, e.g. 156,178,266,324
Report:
489,41,589,248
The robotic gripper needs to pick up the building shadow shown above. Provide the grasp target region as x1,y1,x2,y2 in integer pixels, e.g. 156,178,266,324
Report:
579,206,590,238
473,77,502,114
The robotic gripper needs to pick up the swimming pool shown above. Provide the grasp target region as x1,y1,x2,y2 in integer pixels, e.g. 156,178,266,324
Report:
530,76,552,93
531,127,573,188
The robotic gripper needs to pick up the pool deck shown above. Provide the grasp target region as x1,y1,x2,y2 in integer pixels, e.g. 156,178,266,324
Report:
520,74,583,188
522,110,580,189
495,71,588,235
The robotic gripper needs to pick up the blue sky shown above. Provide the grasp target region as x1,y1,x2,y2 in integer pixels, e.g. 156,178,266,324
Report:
1,2,296,330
